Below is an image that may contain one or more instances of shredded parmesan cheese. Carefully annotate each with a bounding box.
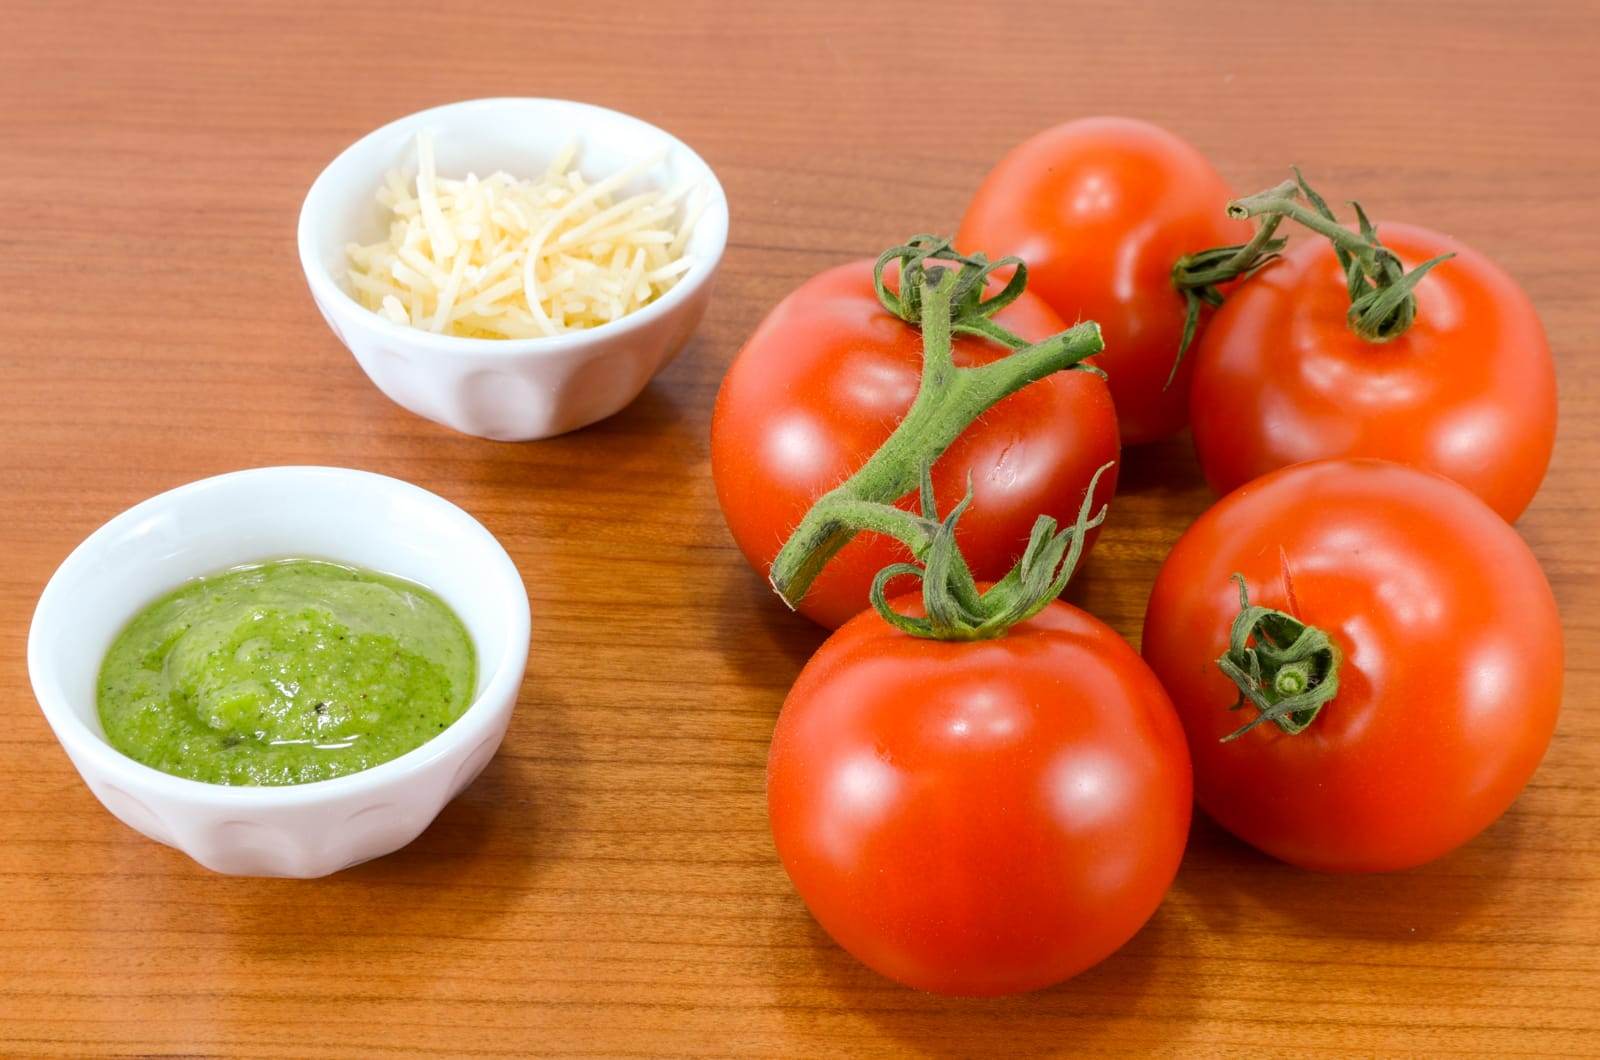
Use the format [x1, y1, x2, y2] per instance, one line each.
[346, 134, 702, 339]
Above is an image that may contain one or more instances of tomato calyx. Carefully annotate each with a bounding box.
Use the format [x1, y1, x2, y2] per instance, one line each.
[1232, 170, 1456, 343]
[1183, 168, 1457, 349]
[839, 459, 1112, 640]
[1217, 573, 1342, 741]
[767, 237, 1105, 610]
[874, 234, 1033, 350]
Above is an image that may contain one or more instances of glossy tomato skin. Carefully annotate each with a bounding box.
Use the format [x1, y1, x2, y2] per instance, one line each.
[1189, 223, 1557, 521]
[1141, 459, 1562, 873]
[768, 598, 1192, 996]
[711, 260, 1119, 629]
[957, 117, 1250, 445]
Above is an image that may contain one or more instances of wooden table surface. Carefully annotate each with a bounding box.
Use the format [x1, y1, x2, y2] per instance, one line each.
[3, 1, 1597, 1055]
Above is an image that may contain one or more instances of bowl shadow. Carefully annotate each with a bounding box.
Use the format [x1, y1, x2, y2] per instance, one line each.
[209, 670, 573, 962]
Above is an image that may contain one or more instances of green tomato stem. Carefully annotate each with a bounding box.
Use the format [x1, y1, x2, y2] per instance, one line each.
[766, 237, 1104, 612]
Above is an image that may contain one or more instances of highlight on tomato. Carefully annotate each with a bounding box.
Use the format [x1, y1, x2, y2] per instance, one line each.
[1141, 458, 1562, 873]
[711, 235, 1118, 629]
[1185, 171, 1557, 522]
[956, 117, 1250, 444]
[767, 461, 1192, 996]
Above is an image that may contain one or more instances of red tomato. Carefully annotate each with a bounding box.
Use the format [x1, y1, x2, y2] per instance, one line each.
[767, 596, 1192, 996]
[1189, 223, 1557, 521]
[1141, 459, 1562, 873]
[711, 260, 1119, 628]
[957, 117, 1250, 444]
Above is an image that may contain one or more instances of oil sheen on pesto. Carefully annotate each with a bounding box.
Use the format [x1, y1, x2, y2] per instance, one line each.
[97, 559, 476, 786]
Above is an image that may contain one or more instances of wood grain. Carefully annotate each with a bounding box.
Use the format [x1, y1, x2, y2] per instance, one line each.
[2, 0, 1597, 1055]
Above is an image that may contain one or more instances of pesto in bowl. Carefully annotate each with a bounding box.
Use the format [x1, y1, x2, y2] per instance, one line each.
[97, 559, 475, 786]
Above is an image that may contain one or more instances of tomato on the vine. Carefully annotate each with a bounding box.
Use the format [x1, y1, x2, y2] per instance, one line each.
[768, 594, 1192, 996]
[1189, 221, 1557, 521]
[1141, 458, 1562, 873]
[711, 257, 1118, 628]
[957, 117, 1249, 444]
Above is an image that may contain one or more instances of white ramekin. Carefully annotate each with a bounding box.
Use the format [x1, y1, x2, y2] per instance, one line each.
[26, 467, 531, 878]
[297, 97, 729, 441]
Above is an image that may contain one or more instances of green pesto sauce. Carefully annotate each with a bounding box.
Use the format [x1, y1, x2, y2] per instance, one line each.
[97, 559, 476, 786]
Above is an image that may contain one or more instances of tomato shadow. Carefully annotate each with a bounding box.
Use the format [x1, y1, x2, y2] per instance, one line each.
[1114, 433, 1208, 497]
[708, 554, 830, 713]
[1172, 808, 1538, 944]
[764, 883, 1200, 1056]
[1047, 435, 1214, 647]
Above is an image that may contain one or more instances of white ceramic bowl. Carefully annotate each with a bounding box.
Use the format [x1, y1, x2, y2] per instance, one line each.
[298, 97, 729, 441]
[27, 467, 531, 878]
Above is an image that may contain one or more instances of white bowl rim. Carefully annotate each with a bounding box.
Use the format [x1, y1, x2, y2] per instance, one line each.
[26, 465, 532, 807]
[296, 96, 730, 358]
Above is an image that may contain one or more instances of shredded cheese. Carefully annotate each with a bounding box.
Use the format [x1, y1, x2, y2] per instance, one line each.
[346, 134, 701, 339]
